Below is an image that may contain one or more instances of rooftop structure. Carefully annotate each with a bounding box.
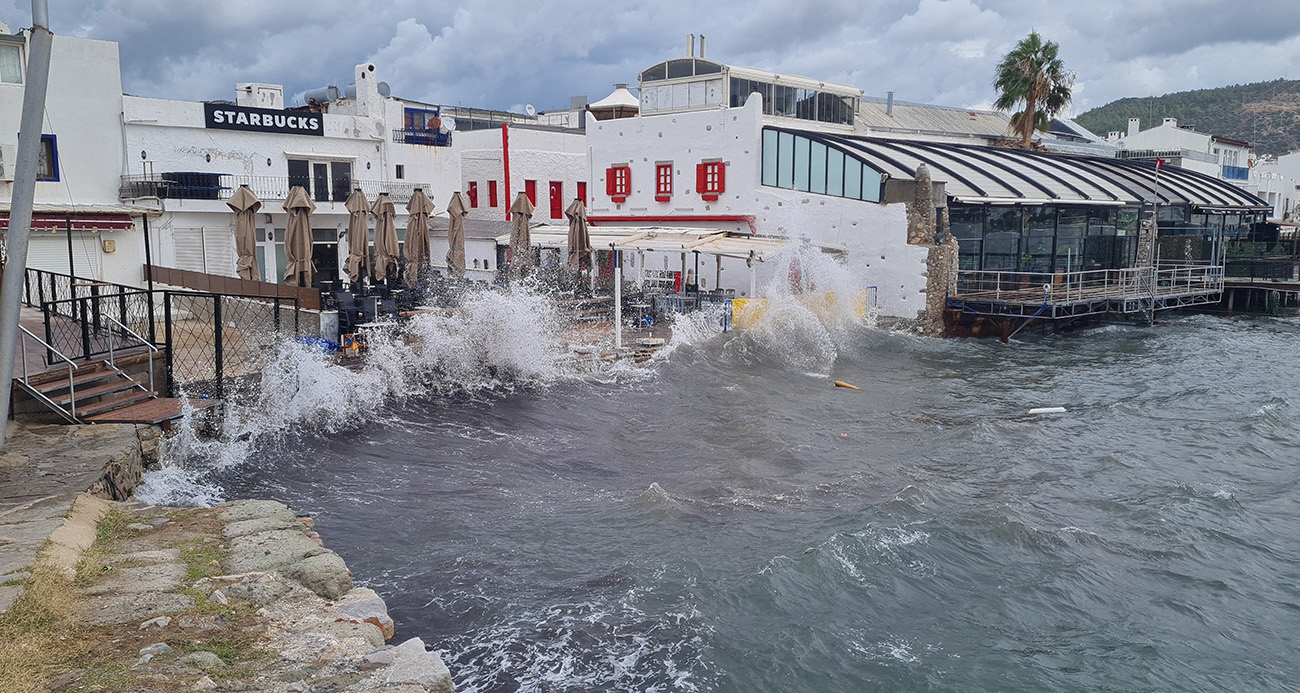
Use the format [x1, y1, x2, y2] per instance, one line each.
[637, 37, 861, 127]
[857, 94, 1010, 142]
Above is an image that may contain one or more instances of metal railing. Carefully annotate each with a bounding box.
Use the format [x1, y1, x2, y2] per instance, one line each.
[162, 290, 303, 399]
[18, 325, 79, 421]
[119, 173, 432, 204]
[40, 289, 156, 366]
[104, 314, 158, 396]
[392, 129, 452, 147]
[953, 265, 1224, 305]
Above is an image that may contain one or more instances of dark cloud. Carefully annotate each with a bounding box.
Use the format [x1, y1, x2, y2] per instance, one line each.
[1, 0, 1297, 117]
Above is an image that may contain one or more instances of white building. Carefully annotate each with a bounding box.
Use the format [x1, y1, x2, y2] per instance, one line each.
[1106, 117, 1258, 195]
[0, 21, 151, 287]
[1258, 152, 1300, 221]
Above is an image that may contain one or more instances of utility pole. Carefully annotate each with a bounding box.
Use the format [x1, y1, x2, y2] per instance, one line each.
[0, 0, 54, 448]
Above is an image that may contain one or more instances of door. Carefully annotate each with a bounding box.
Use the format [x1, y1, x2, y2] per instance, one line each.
[577, 181, 588, 205]
[525, 179, 537, 206]
[312, 163, 330, 202]
[549, 181, 563, 219]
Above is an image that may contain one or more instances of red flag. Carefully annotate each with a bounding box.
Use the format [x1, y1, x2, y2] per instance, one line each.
[1156, 158, 1164, 171]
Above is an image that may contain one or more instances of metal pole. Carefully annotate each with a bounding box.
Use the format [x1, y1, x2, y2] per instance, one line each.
[614, 265, 622, 350]
[142, 214, 156, 343]
[213, 294, 223, 400]
[0, 1, 54, 446]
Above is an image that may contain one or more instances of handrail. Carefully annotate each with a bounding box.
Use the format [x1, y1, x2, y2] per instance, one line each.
[17, 325, 79, 418]
[103, 314, 158, 395]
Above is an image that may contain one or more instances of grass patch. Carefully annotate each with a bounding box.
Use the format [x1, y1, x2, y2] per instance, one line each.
[182, 635, 267, 665]
[75, 509, 139, 586]
[174, 538, 227, 582]
[0, 563, 90, 693]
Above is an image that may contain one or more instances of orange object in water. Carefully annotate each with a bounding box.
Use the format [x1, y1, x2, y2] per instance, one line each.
[834, 380, 859, 390]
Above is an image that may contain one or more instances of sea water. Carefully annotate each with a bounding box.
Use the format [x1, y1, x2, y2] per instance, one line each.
[139, 251, 1300, 691]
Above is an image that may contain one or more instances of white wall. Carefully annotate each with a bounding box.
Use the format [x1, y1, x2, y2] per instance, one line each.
[585, 96, 928, 319]
[453, 126, 588, 223]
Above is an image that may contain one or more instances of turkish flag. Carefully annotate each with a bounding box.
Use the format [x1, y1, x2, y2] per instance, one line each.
[1156, 158, 1165, 170]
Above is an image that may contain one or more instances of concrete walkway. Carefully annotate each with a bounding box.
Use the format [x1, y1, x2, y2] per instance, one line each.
[0, 421, 154, 611]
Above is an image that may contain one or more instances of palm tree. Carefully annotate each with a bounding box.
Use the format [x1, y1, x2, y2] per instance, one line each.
[993, 32, 1075, 148]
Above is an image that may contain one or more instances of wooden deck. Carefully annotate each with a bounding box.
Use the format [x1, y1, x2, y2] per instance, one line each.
[85, 398, 221, 425]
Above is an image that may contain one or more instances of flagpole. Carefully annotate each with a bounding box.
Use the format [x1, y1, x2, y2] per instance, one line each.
[1147, 158, 1163, 324]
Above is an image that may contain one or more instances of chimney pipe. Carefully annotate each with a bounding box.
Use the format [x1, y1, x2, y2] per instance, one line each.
[700, 34, 706, 58]
[886, 91, 894, 117]
[687, 34, 694, 57]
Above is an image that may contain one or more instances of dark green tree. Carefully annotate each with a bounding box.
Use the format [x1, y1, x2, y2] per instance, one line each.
[994, 31, 1075, 147]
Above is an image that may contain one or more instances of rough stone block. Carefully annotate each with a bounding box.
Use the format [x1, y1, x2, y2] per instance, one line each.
[82, 591, 195, 625]
[222, 516, 302, 540]
[337, 587, 395, 640]
[80, 563, 185, 596]
[377, 637, 454, 693]
[224, 529, 327, 574]
[225, 575, 291, 605]
[105, 549, 181, 566]
[283, 551, 353, 600]
[217, 500, 296, 524]
[0, 585, 21, 613]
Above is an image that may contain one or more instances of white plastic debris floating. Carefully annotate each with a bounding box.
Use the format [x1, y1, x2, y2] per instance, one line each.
[1027, 406, 1069, 415]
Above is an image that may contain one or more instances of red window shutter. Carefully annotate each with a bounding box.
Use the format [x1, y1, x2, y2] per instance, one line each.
[696, 163, 706, 195]
[606, 168, 616, 197]
[608, 166, 629, 202]
[577, 181, 587, 204]
[524, 180, 537, 206]
[655, 163, 672, 202]
[488, 180, 498, 207]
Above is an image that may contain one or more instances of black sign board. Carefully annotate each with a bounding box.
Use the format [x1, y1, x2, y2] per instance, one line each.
[203, 103, 324, 136]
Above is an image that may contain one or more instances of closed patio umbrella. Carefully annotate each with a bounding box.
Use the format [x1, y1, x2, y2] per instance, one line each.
[404, 188, 435, 288]
[445, 192, 469, 278]
[564, 198, 591, 272]
[372, 192, 399, 284]
[508, 192, 535, 281]
[343, 188, 370, 284]
[283, 185, 315, 286]
[228, 184, 262, 281]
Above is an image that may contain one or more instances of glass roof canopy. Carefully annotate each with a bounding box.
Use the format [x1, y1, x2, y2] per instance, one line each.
[637, 58, 862, 127]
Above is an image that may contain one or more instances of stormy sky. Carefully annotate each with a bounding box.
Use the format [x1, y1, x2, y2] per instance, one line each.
[3, 0, 1299, 118]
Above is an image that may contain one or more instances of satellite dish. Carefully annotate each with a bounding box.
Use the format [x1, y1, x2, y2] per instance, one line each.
[525, 104, 536, 117]
[441, 116, 456, 133]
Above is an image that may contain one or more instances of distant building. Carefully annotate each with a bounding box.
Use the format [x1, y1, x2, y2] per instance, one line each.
[1106, 117, 1258, 195]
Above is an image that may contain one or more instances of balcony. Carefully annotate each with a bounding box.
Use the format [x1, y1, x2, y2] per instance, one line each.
[950, 264, 1224, 318]
[1222, 165, 1250, 181]
[120, 173, 431, 204]
[392, 129, 452, 147]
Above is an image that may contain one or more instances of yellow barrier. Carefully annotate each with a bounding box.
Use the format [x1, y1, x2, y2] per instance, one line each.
[731, 289, 871, 330]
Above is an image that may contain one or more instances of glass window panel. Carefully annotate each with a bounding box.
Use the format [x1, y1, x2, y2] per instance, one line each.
[688, 80, 706, 107]
[1117, 207, 1139, 237]
[809, 141, 827, 195]
[671, 83, 688, 109]
[762, 130, 778, 187]
[777, 132, 795, 188]
[793, 136, 810, 192]
[694, 60, 721, 75]
[1026, 206, 1055, 235]
[861, 167, 882, 202]
[844, 159, 862, 200]
[983, 232, 1021, 270]
[0, 43, 21, 84]
[1020, 235, 1054, 272]
[950, 205, 983, 239]
[761, 83, 775, 115]
[1054, 236, 1083, 270]
[827, 150, 844, 197]
[958, 239, 982, 270]
[1057, 207, 1087, 236]
[986, 207, 1022, 236]
[640, 63, 666, 82]
[667, 59, 693, 79]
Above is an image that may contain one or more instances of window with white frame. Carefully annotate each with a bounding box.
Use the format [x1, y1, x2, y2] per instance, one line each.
[0, 40, 22, 85]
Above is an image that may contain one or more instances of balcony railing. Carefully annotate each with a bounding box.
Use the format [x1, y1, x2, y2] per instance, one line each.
[120, 173, 431, 204]
[1222, 165, 1250, 181]
[392, 129, 452, 147]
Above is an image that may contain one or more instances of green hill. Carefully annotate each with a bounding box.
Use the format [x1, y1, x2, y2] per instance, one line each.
[1074, 79, 1300, 157]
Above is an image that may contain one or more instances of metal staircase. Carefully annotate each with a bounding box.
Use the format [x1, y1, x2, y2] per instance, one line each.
[15, 321, 158, 424]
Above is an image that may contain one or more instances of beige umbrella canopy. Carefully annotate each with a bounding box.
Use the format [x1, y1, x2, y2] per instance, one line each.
[404, 189, 435, 288]
[445, 192, 469, 278]
[282, 185, 316, 286]
[564, 198, 592, 272]
[508, 192, 535, 281]
[343, 189, 371, 284]
[371, 193, 400, 284]
[228, 184, 262, 281]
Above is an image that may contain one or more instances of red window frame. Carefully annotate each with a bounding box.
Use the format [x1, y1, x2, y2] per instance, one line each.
[488, 180, 499, 207]
[696, 161, 725, 202]
[605, 165, 631, 203]
[655, 163, 673, 202]
[467, 181, 478, 208]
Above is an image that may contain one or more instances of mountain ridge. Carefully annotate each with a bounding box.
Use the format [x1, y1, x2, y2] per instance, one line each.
[1073, 79, 1300, 157]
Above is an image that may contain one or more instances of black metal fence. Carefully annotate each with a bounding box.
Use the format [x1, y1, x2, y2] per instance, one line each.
[162, 291, 303, 399]
[28, 267, 312, 401]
